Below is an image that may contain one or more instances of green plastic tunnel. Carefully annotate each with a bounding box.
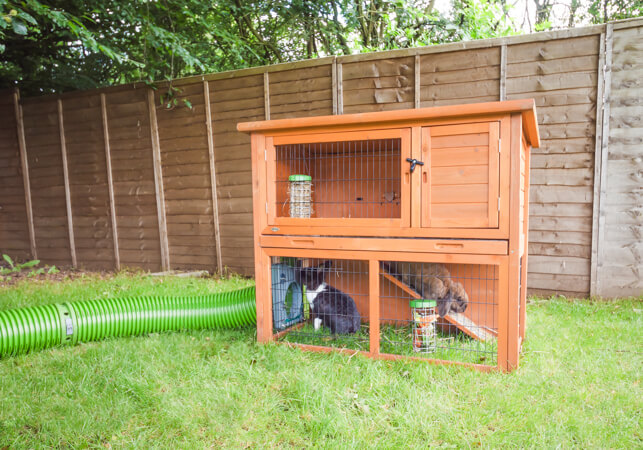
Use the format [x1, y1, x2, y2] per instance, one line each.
[0, 286, 256, 358]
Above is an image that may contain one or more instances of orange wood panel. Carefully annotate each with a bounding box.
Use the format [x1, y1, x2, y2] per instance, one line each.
[520, 141, 531, 342]
[432, 146, 489, 167]
[410, 126, 422, 228]
[262, 224, 509, 239]
[399, 128, 412, 227]
[238, 99, 540, 148]
[264, 247, 506, 266]
[497, 259, 509, 372]
[261, 113, 508, 139]
[266, 137, 277, 225]
[420, 127, 432, 227]
[259, 236, 508, 255]
[421, 120, 500, 230]
[507, 113, 522, 371]
[432, 184, 488, 203]
[252, 133, 272, 343]
[488, 121, 500, 228]
[431, 165, 489, 185]
[431, 204, 489, 228]
[498, 116, 512, 238]
[429, 121, 491, 137]
[273, 128, 406, 146]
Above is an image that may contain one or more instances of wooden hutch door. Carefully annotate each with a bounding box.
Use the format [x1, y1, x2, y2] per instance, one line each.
[420, 121, 500, 229]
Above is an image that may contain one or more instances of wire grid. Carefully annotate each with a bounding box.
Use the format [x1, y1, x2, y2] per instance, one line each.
[275, 139, 402, 219]
[379, 261, 499, 365]
[271, 256, 369, 351]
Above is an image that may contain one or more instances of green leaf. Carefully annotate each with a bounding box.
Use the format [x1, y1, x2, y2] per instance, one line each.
[11, 19, 27, 35]
[3, 254, 14, 268]
[19, 259, 40, 269]
[47, 266, 60, 274]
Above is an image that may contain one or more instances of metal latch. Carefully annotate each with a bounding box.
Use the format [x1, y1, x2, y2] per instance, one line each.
[406, 158, 424, 173]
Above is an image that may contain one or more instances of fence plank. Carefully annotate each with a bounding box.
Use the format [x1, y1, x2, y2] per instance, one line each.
[264, 72, 271, 120]
[13, 89, 37, 259]
[500, 44, 507, 101]
[147, 89, 170, 271]
[101, 93, 120, 270]
[57, 99, 77, 267]
[204, 81, 223, 273]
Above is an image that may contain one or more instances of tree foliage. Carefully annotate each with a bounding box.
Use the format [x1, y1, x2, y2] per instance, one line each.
[0, 0, 640, 95]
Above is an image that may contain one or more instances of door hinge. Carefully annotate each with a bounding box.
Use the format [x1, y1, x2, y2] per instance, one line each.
[498, 197, 501, 211]
[498, 138, 501, 152]
[265, 202, 269, 213]
[264, 149, 267, 160]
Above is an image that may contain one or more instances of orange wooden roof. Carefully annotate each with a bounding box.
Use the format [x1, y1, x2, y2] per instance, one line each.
[237, 99, 540, 148]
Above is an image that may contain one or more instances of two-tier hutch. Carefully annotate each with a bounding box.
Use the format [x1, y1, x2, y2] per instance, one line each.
[238, 100, 539, 372]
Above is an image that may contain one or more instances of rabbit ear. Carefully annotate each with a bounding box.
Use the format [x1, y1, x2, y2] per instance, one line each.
[437, 292, 454, 317]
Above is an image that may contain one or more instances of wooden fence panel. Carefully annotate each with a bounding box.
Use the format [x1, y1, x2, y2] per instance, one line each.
[155, 83, 219, 271]
[61, 94, 114, 269]
[0, 92, 31, 261]
[342, 57, 415, 113]
[210, 75, 265, 275]
[507, 34, 601, 297]
[596, 25, 642, 297]
[420, 47, 501, 107]
[269, 64, 333, 119]
[104, 88, 162, 271]
[1, 20, 640, 297]
[21, 97, 72, 267]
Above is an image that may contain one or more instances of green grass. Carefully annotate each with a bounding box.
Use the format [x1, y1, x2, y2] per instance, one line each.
[281, 322, 498, 366]
[0, 272, 641, 448]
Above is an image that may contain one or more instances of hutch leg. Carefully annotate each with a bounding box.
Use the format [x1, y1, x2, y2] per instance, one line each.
[255, 247, 273, 343]
[507, 253, 521, 371]
[519, 145, 531, 342]
[519, 253, 528, 343]
[497, 259, 509, 372]
[368, 259, 380, 356]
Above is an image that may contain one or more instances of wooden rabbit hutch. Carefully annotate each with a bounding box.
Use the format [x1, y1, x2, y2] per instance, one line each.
[238, 99, 539, 372]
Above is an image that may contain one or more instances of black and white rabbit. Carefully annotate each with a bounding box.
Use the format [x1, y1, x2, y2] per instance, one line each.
[295, 261, 361, 335]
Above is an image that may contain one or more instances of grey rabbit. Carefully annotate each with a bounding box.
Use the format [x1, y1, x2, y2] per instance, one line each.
[294, 261, 361, 334]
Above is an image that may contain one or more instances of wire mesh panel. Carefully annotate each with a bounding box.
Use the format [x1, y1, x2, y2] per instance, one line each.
[274, 139, 402, 219]
[271, 256, 369, 351]
[379, 261, 498, 366]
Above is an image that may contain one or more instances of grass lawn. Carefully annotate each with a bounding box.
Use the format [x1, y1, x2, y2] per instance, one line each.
[0, 272, 640, 448]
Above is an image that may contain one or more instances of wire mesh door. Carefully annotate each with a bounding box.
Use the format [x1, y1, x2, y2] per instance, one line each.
[270, 256, 370, 352]
[273, 137, 403, 220]
[379, 261, 499, 366]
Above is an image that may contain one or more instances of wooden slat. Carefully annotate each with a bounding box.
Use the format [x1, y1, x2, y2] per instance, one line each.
[100, 93, 120, 270]
[57, 99, 77, 267]
[414, 54, 420, 108]
[499, 44, 507, 101]
[147, 89, 170, 271]
[592, 25, 613, 296]
[263, 72, 270, 120]
[337, 62, 343, 114]
[204, 81, 223, 273]
[332, 58, 338, 115]
[13, 89, 37, 259]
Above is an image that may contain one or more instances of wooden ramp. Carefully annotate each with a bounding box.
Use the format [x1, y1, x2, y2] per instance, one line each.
[380, 267, 497, 342]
